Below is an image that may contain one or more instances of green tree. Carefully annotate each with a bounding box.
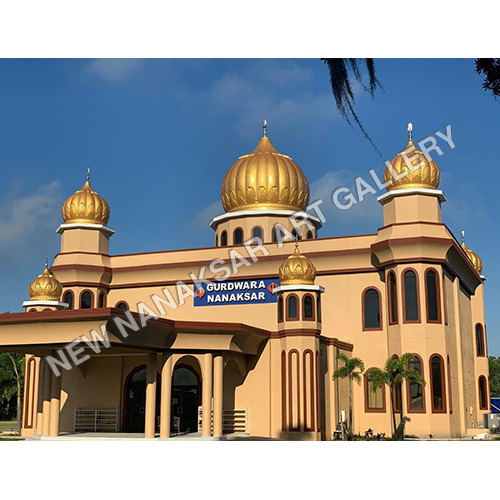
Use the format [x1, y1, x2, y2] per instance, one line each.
[367, 353, 425, 440]
[0, 353, 25, 434]
[333, 352, 365, 440]
[489, 356, 500, 397]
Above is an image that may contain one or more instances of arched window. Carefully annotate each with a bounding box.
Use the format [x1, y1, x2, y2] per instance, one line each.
[63, 291, 74, 310]
[425, 269, 441, 322]
[303, 295, 314, 320]
[98, 292, 105, 308]
[291, 228, 302, 241]
[363, 288, 381, 330]
[116, 302, 129, 312]
[233, 228, 243, 245]
[80, 291, 93, 309]
[278, 296, 284, 322]
[403, 269, 419, 322]
[478, 376, 488, 410]
[407, 354, 425, 412]
[252, 226, 262, 241]
[272, 225, 283, 243]
[430, 355, 446, 413]
[365, 370, 386, 412]
[317, 296, 321, 322]
[388, 271, 398, 324]
[476, 323, 485, 357]
[221, 231, 228, 247]
[306, 230, 314, 240]
[286, 295, 298, 320]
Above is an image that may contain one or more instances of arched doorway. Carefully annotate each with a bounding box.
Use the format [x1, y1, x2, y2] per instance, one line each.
[171, 364, 201, 434]
[124, 365, 160, 433]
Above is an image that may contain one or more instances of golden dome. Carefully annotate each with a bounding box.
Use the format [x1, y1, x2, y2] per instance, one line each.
[279, 245, 316, 286]
[29, 268, 63, 301]
[383, 127, 440, 191]
[221, 135, 310, 213]
[62, 181, 110, 225]
[461, 241, 483, 274]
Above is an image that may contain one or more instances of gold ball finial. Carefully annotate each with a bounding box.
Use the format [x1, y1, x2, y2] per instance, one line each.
[29, 265, 63, 301]
[461, 231, 483, 275]
[278, 245, 316, 286]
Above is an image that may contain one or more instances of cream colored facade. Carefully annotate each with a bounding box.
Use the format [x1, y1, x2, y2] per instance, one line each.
[0, 129, 490, 440]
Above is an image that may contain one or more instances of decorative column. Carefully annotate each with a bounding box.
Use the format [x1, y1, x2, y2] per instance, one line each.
[202, 353, 213, 437]
[144, 352, 157, 439]
[48, 369, 62, 437]
[35, 358, 46, 435]
[160, 352, 172, 438]
[41, 359, 52, 436]
[213, 353, 224, 437]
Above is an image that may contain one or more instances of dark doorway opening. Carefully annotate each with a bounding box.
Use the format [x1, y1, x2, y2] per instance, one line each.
[171, 365, 201, 434]
[124, 366, 160, 433]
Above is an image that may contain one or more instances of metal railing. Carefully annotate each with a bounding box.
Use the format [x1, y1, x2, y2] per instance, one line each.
[74, 408, 120, 432]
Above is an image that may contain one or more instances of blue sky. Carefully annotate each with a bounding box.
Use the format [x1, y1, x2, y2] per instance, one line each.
[0, 58, 498, 354]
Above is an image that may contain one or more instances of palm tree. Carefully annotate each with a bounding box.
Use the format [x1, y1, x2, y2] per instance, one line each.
[367, 353, 425, 440]
[333, 352, 365, 440]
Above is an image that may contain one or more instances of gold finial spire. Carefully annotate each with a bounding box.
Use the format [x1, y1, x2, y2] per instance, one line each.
[263, 119, 267, 137]
[408, 122, 413, 141]
[45, 257, 48, 269]
[86, 167, 91, 181]
[461, 230, 465, 244]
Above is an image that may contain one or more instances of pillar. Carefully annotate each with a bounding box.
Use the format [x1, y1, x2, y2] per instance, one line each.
[144, 352, 157, 439]
[41, 359, 52, 436]
[213, 353, 224, 437]
[160, 352, 172, 438]
[202, 353, 213, 437]
[48, 369, 62, 437]
[36, 358, 46, 435]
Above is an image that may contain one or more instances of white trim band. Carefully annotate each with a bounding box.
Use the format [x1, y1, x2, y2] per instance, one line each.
[377, 188, 446, 205]
[57, 223, 115, 235]
[22, 300, 69, 309]
[210, 209, 322, 230]
[273, 284, 325, 294]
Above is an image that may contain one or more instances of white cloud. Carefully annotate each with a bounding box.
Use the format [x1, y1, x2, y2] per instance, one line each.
[86, 58, 145, 82]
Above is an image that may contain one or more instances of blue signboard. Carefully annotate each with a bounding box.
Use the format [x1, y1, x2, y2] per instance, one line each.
[193, 278, 280, 307]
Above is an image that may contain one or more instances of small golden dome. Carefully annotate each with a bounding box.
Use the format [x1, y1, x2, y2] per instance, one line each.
[221, 135, 310, 213]
[461, 241, 483, 274]
[383, 126, 440, 191]
[29, 268, 63, 301]
[279, 245, 316, 286]
[62, 181, 110, 225]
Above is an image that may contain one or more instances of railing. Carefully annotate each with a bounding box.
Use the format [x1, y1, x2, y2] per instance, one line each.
[197, 407, 249, 434]
[74, 408, 120, 432]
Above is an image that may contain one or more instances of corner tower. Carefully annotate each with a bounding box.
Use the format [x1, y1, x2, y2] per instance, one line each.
[211, 122, 322, 246]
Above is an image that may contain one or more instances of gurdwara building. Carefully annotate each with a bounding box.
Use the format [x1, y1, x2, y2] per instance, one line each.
[0, 127, 490, 439]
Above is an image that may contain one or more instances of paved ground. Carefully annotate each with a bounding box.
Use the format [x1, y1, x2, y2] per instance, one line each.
[28, 432, 276, 441]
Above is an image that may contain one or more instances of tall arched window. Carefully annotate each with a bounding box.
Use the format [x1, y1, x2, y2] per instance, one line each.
[278, 296, 284, 322]
[363, 288, 381, 330]
[252, 226, 262, 241]
[425, 269, 441, 322]
[98, 292, 105, 308]
[407, 354, 425, 412]
[306, 230, 314, 240]
[63, 291, 74, 309]
[221, 231, 228, 247]
[430, 355, 446, 413]
[286, 295, 298, 320]
[388, 271, 398, 324]
[365, 370, 386, 412]
[233, 228, 243, 245]
[476, 323, 485, 357]
[116, 302, 129, 312]
[403, 269, 419, 322]
[478, 376, 488, 410]
[80, 291, 93, 309]
[303, 295, 314, 320]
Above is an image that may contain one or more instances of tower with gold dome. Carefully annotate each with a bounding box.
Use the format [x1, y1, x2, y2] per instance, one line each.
[211, 123, 321, 246]
[22, 262, 68, 312]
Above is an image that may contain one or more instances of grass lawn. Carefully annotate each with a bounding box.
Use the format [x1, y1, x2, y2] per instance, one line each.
[0, 421, 18, 431]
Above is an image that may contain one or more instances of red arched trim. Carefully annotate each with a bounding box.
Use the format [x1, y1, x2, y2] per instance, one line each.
[364, 368, 386, 413]
[63, 290, 74, 309]
[362, 286, 383, 331]
[23, 356, 37, 429]
[406, 353, 426, 413]
[402, 267, 421, 324]
[251, 225, 264, 242]
[98, 291, 106, 308]
[303, 349, 315, 431]
[387, 270, 398, 325]
[281, 350, 287, 431]
[302, 293, 315, 321]
[79, 289, 94, 309]
[115, 301, 130, 312]
[429, 353, 447, 413]
[288, 349, 300, 431]
[233, 227, 244, 245]
[220, 230, 228, 247]
[286, 293, 299, 321]
[425, 267, 442, 323]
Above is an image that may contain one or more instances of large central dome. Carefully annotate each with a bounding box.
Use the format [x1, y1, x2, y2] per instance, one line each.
[221, 135, 310, 213]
